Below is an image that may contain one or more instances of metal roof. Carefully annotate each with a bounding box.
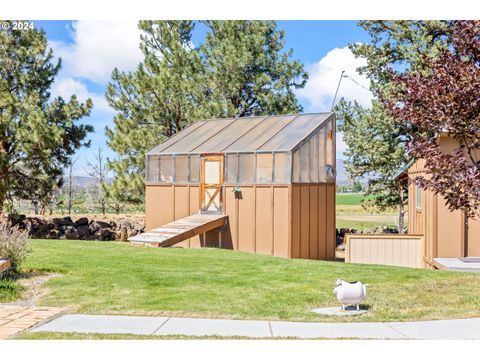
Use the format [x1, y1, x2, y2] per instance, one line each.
[393, 158, 415, 180]
[148, 113, 334, 155]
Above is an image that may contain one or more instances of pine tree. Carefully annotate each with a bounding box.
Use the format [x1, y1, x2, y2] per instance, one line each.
[201, 20, 307, 117]
[335, 21, 452, 232]
[105, 21, 207, 203]
[105, 20, 307, 200]
[0, 22, 93, 215]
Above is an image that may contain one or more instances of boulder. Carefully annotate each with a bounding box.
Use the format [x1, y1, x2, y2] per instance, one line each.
[89, 220, 111, 232]
[47, 229, 61, 239]
[97, 228, 112, 241]
[134, 222, 145, 232]
[53, 217, 74, 227]
[118, 219, 131, 229]
[74, 217, 89, 227]
[95, 220, 111, 229]
[127, 229, 138, 238]
[77, 224, 90, 238]
[64, 226, 78, 240]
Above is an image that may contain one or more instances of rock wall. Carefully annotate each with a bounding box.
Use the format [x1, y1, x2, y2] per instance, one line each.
[4, 214, 145, 241]
[336, 225, 399, 248]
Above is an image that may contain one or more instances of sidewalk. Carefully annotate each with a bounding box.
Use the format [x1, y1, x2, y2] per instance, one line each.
[30, 314, 480, 339]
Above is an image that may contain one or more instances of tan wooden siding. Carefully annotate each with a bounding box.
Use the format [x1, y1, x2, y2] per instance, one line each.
[237, 186, 256, 252]
[145, 185, 175, 231]
[291, 186, 301, 258]
[146, 185, 202, 248]
[345, 234, 424, 268]
[436, 197, 463, 257]
[145, 183, 334, 259]
[317, 186, 327, 259]
[255, 187, 273, 255]
[326, 185, 336, 259]
[225, 185, 290, 257]
[468, 218, 480, 256]
[188, 186, 201, 247]
[273, 187, 290, 257]
[290, 183, 336, 260]
[406, 137, 480, 261]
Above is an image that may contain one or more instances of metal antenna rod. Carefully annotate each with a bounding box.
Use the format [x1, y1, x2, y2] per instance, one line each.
[331, 70, 346, 111]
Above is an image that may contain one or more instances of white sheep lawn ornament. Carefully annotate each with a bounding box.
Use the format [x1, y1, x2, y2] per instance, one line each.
[333, 279, 368, 311]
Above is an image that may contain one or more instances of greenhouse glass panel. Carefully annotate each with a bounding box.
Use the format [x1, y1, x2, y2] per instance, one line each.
[224, 116, 293, 152]
[149, 120, 206, 154]
[260, 114, 329, 151]
[309, 134, 319, 182]
[225, 153, 238, 184]
[238, 153, 255, 184]
[159, 156, 174, 182]
[189, 155, 200, 183]
[195, 118, 263, 153]
[327, 120, 334, 166]
[300, 142, 310, 183]
[174, 155, 189, 183]
[256, 153, 273, 184]
[161, 120, 234, 154]
[146, 155, 160, 183]
[318, 127, 327, 182]
[292, 149, 300, 183]
[273, 152, 291, 184]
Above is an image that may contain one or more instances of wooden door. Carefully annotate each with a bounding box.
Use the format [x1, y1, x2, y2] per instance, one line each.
[200, 155, 224, 214]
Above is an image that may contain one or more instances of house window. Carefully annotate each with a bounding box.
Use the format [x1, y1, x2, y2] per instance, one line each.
[416, 185, 422, 209]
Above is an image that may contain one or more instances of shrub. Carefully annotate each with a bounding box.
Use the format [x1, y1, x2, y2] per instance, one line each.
[0, 278, 22, 301]
[0, 224, 31, 272]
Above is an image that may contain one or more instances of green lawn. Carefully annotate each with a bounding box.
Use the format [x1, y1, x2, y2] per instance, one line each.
[8, 240, 479, 323]
[336, 193, 368, 206]
[15, 332, 312, 340]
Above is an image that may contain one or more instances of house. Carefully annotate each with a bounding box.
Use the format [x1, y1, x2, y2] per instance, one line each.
[345, 133, 479, 270]
[130, 113, 337, 260]
[399, 134, 480, 268]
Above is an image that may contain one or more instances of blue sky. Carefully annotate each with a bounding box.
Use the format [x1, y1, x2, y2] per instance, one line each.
[33, 20, 373, 175]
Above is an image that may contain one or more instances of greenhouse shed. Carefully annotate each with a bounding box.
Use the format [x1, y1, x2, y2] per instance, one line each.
[130, 113, 337, 260]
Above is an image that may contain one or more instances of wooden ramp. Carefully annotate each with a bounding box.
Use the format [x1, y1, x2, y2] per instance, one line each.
[128, 213, 227, 247]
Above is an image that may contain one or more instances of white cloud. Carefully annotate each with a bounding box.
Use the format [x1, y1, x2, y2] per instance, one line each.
[297, 46, 372, 111]
[51, 77, 113, 114]
[51, 20, 143, 84]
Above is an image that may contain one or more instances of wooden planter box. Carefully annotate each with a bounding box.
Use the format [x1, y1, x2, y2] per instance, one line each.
[0, 259, 11, 277]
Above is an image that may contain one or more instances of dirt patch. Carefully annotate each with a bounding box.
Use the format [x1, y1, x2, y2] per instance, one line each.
[9, 272, 62, 306]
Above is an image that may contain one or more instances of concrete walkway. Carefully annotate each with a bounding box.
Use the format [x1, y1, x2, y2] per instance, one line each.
[31, 314, 480, 339]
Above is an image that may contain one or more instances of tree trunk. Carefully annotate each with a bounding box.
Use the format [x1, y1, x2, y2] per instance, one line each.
[398, 182, 405, 234]
[0, 189, 6, 220]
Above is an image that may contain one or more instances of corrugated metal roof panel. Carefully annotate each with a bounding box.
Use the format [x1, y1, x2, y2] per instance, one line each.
[223, 115, 297, 152]
[147, 113, 334, 154]
[258, 113, 332, 152]
[158, 119, 235, 154]
[194, 117, 266, 153]
[148, 120, 207, 154]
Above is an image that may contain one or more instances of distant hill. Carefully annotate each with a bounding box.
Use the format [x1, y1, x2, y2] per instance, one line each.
[69, 176, 112, 188]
